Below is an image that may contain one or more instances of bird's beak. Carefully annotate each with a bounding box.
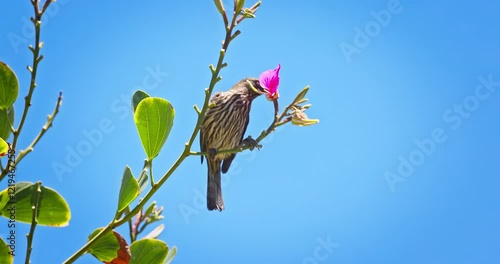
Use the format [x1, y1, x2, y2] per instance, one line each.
[247, 80, 266, 95]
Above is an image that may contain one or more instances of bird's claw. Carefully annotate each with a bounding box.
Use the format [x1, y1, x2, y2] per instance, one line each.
[241, 136, 261, 151]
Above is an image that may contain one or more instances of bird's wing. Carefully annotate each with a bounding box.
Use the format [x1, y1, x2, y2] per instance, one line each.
[201, 91, 225, 164]
[222, 102, 251, 173]
[221, 154, 236, 173]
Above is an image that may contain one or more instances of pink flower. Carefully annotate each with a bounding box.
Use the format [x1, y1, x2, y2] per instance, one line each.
[259, 64, 280, 100]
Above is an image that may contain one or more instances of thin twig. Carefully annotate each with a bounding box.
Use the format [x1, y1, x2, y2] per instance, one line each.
[124, 207, 134, 242]
[149, 159, 154, 187]
[12, 0, 46, 153]
[16, 91, 63, 165]
[131, 210, 142, 242]
[40, 0, 52, 15]
[25, 181, 42, 264]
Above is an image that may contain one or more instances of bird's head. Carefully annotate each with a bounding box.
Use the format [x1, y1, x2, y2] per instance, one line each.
[244, 77, 267, 98]
[231, 65, 281, 100]
[228, 77, 266, 99]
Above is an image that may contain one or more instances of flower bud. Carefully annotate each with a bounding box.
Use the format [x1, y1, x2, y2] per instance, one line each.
[214, 0, 226, 17]
[291, 107, 319, 126]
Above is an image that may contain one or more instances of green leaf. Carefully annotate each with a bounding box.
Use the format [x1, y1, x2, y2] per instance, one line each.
[117, 166, 140, 212]
[130, 239, 168, 264]
[0, 138, 8, 157]
[134, 97, 175, 160]
[0, 182, 71, 226]
[292, 86, 310, 105]
[0, 106, 14, 141]
[0, 238, 13, 264]
[214, 0, 226, 17]
[88, 228, 120, 262]
[164, 246, 177, 264]
[0, 62, 19, 110]
[235, 0, 245, 13]
[132, 90, 150, 114]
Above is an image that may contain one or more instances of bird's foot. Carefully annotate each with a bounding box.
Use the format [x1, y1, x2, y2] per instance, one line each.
[241, 136, 261, 151]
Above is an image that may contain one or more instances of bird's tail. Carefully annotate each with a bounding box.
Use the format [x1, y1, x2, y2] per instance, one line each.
[207, 159, 224, 211]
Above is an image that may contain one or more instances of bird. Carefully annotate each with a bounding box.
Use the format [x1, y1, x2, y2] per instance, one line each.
[200, 77, 265, 211]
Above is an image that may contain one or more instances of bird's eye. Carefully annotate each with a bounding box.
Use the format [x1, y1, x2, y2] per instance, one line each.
[254, 82, 263, 91]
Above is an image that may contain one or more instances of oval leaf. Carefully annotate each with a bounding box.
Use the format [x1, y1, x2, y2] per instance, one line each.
[164, 246, 177, 264]
[131, 90, 150, 114]
[0, 62, 19, 109]
[130, 239, 168, 264]
[117, 166, 140, 212]
[0, 138, 8, 157]
[235, 0, 245, 13]
[292, 86, 309, 105]
[88, 228, 127, 262]
[0, 106, 14, 141]
[134, 97, 174, 160]
[0, 238, 14, 264]
[214, 0, 226, 17]
[0, 182, 71, 226]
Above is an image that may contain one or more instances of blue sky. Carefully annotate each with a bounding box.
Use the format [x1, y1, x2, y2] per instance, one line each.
[1, 0, 500, 263]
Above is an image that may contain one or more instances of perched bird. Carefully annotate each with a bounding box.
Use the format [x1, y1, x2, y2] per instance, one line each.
[200, 78, 265, 211]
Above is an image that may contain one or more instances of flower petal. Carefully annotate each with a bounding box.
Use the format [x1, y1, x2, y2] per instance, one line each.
[259, 64, 281, 96]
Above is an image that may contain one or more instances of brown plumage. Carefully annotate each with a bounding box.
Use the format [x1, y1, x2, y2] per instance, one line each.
[200, 78, 264, 211]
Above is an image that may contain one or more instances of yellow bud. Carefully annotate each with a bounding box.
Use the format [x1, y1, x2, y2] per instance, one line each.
[291, 107, 319, 126]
